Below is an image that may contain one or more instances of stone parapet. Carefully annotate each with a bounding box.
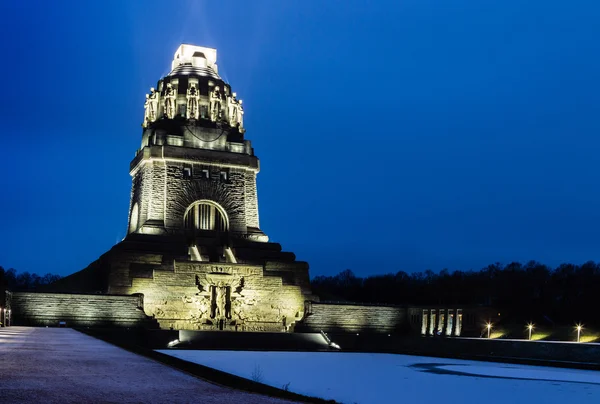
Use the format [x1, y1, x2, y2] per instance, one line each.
[299, 302, 407, 334]
[11, 292, 156, 328]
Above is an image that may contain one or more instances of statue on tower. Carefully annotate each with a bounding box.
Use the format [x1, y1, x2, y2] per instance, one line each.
[147, 87, 159, 123]
[143, 94, 150, 128]
[186, 83, 200, 120]
[236, 99, 244, 129]
[210, 86, 222, 122]
[228, 92, 239, 127]
[164, 83, 177, 119]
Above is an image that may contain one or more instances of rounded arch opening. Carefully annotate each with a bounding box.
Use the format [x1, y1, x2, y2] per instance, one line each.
[183, 200, 229, 232]
[129, 203, 139, 234]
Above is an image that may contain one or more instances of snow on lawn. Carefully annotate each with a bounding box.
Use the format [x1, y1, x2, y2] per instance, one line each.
[157, 350, 600, 404]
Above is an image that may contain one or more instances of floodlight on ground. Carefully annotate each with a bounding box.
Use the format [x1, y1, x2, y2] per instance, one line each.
[486, 323, 492, 339]
[527, 323, 534, 340]
[576, 324, 583, 343]
[167, 339, 180, 348]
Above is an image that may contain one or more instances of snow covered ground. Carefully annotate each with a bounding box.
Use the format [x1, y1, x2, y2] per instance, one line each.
[157, 350, 600, 404]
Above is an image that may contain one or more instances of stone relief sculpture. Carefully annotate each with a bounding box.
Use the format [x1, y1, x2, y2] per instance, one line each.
[183, 268, 300, 330]
[142, 94, 150, 128]
[228, 92, 239, 127]
[186, 83, 200, 120]
[211, 281, 230, 319]
[164, 83, 177, 119]
[215, 282, 227, 318]
[210, 86, 222, 122]
[236, 99, 244, 129]
[147, 88, 159, 123]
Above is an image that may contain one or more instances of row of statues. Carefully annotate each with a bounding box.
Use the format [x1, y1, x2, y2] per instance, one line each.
[143, 83, 244, 128]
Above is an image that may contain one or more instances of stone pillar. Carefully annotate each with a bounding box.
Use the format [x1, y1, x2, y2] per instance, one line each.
[429, 309, 436, 336]
[456, 309, 463, 336]
[446, 309, 454, 336]
[439, 309, 446, 336]
[421, 309, 428, 335]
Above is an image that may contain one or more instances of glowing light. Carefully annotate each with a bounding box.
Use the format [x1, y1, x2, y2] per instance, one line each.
[171, 44, 217, 72]
[527, 323, 534, 340]
[485, 323, 492, 339]
[167, 339, 180, 348]
[576, 324, 583, 342]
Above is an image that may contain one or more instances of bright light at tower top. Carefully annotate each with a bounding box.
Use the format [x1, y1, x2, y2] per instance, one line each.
[171, 44, 218, 73]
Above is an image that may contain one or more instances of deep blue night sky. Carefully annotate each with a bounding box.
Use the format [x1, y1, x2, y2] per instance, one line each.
[1, 1, 600, 278]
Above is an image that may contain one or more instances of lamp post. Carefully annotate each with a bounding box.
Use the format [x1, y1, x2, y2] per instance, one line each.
[527, 323, 534, 340]
[486, 323, 492, 339]
[576, 324, 583, 343]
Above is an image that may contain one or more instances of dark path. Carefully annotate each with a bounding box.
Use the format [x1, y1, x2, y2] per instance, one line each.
[0, 327, 297, 403]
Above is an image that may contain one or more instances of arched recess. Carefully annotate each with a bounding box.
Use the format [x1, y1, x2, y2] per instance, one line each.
[129, 203, 139, 234]
[183, 200, 229, 232]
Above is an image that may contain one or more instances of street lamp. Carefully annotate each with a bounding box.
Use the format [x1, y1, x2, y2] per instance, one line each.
[576, 324, 583, 343]
[527, 323, 534, 340]
[486, 322, 492, 339]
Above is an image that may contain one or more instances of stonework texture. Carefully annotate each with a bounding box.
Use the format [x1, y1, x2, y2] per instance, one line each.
[117, 261, 307, 331]
[11, 292, 153, 327]
[299, 302, 408, 333]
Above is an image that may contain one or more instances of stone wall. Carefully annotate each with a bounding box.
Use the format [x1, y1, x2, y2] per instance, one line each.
[11, 292, 154, 328]
[244, 171, 259, 229]
[299, 302, 407, 333]
[299, 303, 493, 336]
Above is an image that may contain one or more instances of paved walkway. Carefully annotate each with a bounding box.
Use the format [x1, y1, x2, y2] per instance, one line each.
[0, 327, 297, 403]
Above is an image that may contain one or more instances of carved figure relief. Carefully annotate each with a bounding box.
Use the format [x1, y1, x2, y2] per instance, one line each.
[164, 83, 177, 119]
[236, 99, 244, 129]
[210, 86, 222, 122]
[195, 274, 206, 293]
[211, 281, 230, 319]
[152, 264, 304, 331]
[147, 88, 159, 123]
[186, 83, 200, 120]
[143, 94, 150, 127]
[228, 92, 239, 127]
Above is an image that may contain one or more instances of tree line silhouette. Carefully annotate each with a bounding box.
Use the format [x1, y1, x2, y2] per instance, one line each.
[0, 266, 62, 293]
[311, 261, 600, 327]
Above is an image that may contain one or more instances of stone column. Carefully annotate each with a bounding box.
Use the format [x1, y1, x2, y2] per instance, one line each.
[446, 309, 454, 336]
[456, 309, 463, 336]
[439, 309, 446, 336]
[429, 309, 436, 336]
[421, 309, 428, 335]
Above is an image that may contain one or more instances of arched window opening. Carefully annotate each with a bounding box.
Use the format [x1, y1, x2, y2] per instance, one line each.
[184, 201, 228, 232]
[129, 203, 139, 234]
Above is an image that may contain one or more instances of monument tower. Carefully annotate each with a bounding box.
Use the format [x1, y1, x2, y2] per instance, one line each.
[52, 44, 314, 331]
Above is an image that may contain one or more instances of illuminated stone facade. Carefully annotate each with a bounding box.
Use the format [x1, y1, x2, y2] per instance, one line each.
[47, 44, 314, 331]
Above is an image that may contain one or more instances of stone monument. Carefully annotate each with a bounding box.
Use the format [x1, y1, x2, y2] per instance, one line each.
[50, 44, 315, 331]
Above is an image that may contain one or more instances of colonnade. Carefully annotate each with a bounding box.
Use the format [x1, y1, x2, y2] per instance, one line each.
[421, 308, 462, 336]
